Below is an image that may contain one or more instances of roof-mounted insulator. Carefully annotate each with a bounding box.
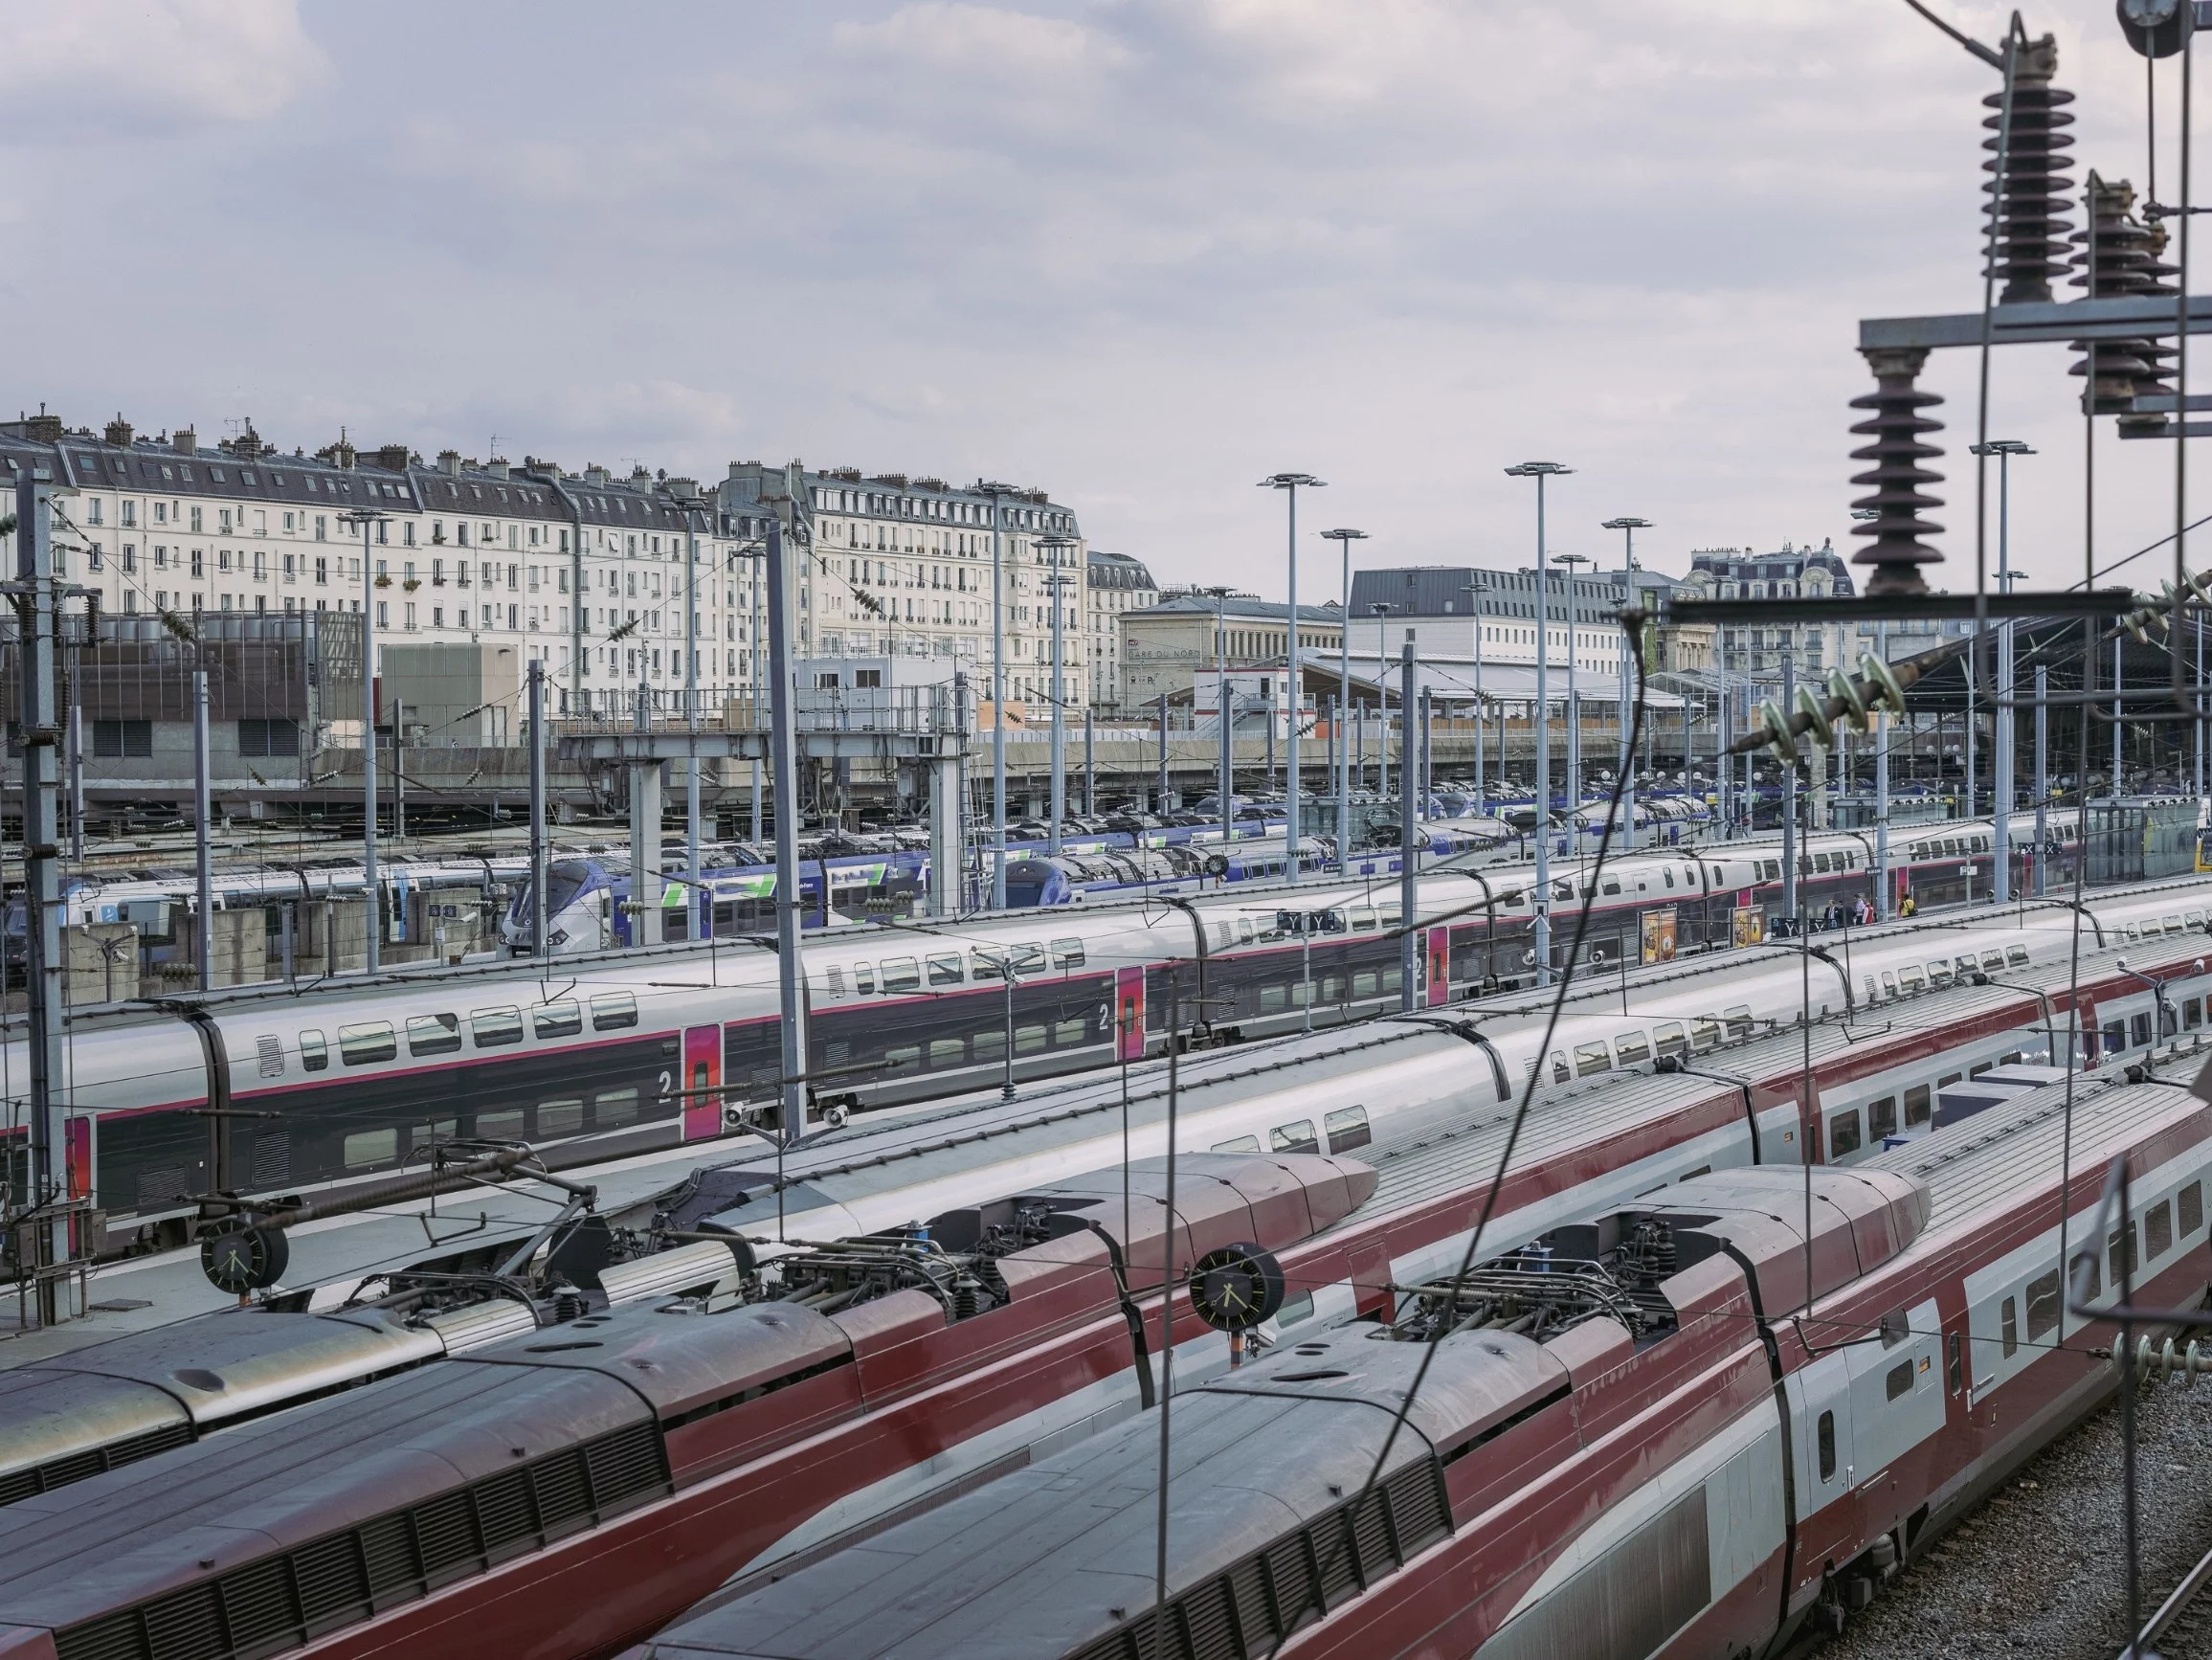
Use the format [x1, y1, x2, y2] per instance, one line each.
[2068, 173, 2177, 432]
[1848, 347, 1946, 595]
[1984, 34, 2076, 305]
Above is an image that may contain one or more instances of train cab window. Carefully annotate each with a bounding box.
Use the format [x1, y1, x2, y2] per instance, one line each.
[1880, 971, 1900, 998]
[1549, 1050, 1571, 1083]
[1885, 1359, 1913, 1402]
[2148, 1199, 2174, 1262]
[1613, 1031, 1652, 1066]
[1828, 1110, 1863, 1158]
[533, 1001, 581, 1039]
[1904, 1083, 1932, 1127]
[880, 958, 922, 994]
[2188, 998, 2205, 1030]
[1817, 1411, 1837, 1481]
[299, 1029, 329, 1071]
[590, 993, 639, 1031]
[1723, 1005, 1754, 1039]
[407, 1014, 462, 1057]
[1653, 1021, 1688, 1059]
[339, 1021, 397, 1066]
[926, 953, 963, 988]
[2026, 1269, 2062, 1341]
[2183, 1182, 2204, 1237]
[1055, 936, 1089, 967]
[1898, 966, 1926, 994]
[2001, 1295, 2019, 1357]
[2007, 946, 2031, 967]
[1927, 961, 1954, 988]
[471, 1007, 524, 1048]
[1573, 1041, 1612, 1077]
[1269, 1119, 1319, 1155]
[1211, 1135, 1262, 1154]
[1324, 1106, 1372, 1153]
[1690, 1017, 1722, 1052]
[1869, 1096, 1898, 1140]
[344, 1128, 397, 1169]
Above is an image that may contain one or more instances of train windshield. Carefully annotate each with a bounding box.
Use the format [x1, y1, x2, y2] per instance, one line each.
[543, 862, 598, 916]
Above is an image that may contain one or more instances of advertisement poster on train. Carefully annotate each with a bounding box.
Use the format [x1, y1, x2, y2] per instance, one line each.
[1640, 908, 1677, 965]
[1732, 905, 1765, 948]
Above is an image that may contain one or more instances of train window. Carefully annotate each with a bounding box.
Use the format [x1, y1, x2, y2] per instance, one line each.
[1663, 867, 1676, 888]
[1269, 1120, 1319, 1155]
[339, 1021, 397, 1066]
[1013, 942, 1048, 975]
[2168, 915, 2186, 934]
[1954, 955, 1978, 979]
[1349, 908, 1377, 931]
[1601, 877, 1621, 896]
[926, 953, 963, 988]
[1550, 1051, 1571, 1083]
[1869, 1096, 1898, 1139]
[2126, 922, 2142, 942]
[590, 993, 639, 1031]
[1653, 1021, 1687, 1059]
[1690, 1018, 1722, 1052]
[2193, 909, 2209, 928]
[2188, 999, 2205, 1030]
[410, 1119, 458, 1151]
[1969, 1062, 1990, 1081]
[2110, 1221, 2138, 1287]
[2148, 1199, 2174, 1262]
[477, 1109, 525, 1140]
[1829, 1110, 1862, 1159]
[1707, 866, 1722, 886]
[299, 1029, 328, 1071]
[1352, 971, 1379, 998]
[1980, 951, 2005, 972]
[471, 1007, 524, 1048]
[1613, 1031, 1651, 1066]
[2183, 1181, 2204, 1237]
[2001, 1295, 2019, 1357]
[539, 1100, 584, 1137]
[344, 1128, 397, 1168]
[2007, 946, 2030, 967]
[1054, 937, 1088, 967]
[2026, 1268, 2062, 1340]
[1817, 1412, 1836, 1481]
[1325, 1106, 1372, 1153]
[2131, 1013, 2154, 1048]
[1813, 852, 1831, 873]
[879, 958, 921, 994]
[1946, 1333, 1963, 1396]
[1885, 1360, 1913, 1402]
[1573, 1041, 1611, 1077]
[1927, 961, 1953, 988]
[852, 961, 876, 994]
[1898, 966, 1926, 993]
[596, 1088, 639, 1126]
[533, 1001, 581, 1039]
[2104, 1020, 2126, 1055]
[407, 1014, 462, 1057]
[1881, 971, 1899, 997]
[1235, 920, 1254, 946]
[1212, 1135, 1262, 1153]
[969, 950, 1003, 981]
[1723, 1005, 1754, 1038]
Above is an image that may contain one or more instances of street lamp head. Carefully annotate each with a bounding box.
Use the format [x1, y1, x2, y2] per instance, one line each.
[1849, 508, 1881, 521]
[1318, 527, 1368, 543]
[1969, 440, 2037, 457]
[1259, 474, 1326, 489]
[1505, 461, 1574, 478]
[1553, 552, 1592, 569]
[1600, 517, 1652, 531]
[337, 507, 391, 527]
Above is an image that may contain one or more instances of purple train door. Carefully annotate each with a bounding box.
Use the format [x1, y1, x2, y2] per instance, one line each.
[682, 1024, 723, 1140]
[1115, 966, 1147, 1063]
[1426, 927, 1450, 1006]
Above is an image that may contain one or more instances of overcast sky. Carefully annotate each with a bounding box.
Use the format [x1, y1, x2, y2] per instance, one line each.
[0, 0, 2200, 597]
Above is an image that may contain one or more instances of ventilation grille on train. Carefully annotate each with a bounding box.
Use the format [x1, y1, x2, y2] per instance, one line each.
[51, 1421, 670, 1660]
[0, 1421, 195, 1512]
[1065, 1455, 1450, 1660]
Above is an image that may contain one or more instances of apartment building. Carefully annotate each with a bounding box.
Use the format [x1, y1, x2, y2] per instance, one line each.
[1085, 550, 1156, 707]
[1118, 591, 1343, 710]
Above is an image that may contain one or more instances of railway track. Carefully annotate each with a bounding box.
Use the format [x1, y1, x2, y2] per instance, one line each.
[2135, 1538, 2212, 1658]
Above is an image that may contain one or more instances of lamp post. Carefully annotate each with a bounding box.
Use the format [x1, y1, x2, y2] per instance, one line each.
[1505, 461, 1573, 986]
[1369, 603, 1392, 803]
[1321, 527, 1367, 873]
[1970, 440, 2032, 903]
[1462, 578, 1488, 813]
[1204, 586, 1235, 841]
[1554, 550, 1593, 851]
[1260, 475, 1324, 883]
[1600, 517, 1650, 852]
[977, 481, 1017, 908]
[338, 506, 391, 972]
[1039, 534, 1080, 856]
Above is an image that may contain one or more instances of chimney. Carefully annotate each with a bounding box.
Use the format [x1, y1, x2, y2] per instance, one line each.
[374, 443, 411, 472]
[230, 422, 264, 460]
[485, 458, 509, 481]
[584, 464, 610, 486]
[104, 416, 133, 448]
[438, 449, 462, 477]
[173, 427, 196, 456]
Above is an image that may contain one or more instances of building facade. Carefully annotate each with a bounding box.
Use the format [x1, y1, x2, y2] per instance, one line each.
[1675, 539, 1857, 681]
[1084, 550, 1156, 708]
[1117, 592, 1343, 710]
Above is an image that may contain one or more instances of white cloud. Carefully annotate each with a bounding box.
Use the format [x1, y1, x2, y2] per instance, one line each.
[0, 0, 326, 135]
